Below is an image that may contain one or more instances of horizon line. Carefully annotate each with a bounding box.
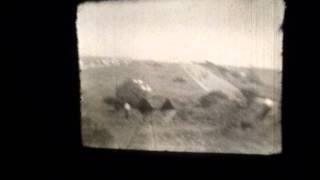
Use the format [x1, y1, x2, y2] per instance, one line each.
[79, 55, 282, 71]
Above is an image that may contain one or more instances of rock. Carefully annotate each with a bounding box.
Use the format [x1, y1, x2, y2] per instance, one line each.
[160, 98, 175, 111]
[116, 79, 148, 107]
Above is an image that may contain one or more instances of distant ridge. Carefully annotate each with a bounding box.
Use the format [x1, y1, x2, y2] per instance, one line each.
[79, 56, 131, 70]
[79, 56, 282, 73]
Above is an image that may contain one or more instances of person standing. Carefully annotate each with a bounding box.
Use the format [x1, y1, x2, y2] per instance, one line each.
[124, 102, 131, 119]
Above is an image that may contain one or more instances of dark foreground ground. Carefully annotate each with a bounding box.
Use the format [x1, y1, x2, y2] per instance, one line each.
[80, 57, 282, 154]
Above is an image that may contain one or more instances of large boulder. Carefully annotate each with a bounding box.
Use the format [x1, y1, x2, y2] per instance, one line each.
[115, 79, 152, 108]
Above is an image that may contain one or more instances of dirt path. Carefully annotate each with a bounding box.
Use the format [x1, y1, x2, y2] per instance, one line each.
[123, 111, 184, 151]
[123, 113, 159, 150]
[124, 120, 144, 149]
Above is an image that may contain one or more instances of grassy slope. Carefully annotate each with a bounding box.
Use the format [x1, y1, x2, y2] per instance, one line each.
[200, 62, 282, 153]
[81, 59, 205, 149]
[81, 57, 282, 154]
[201, 62, 282, 101]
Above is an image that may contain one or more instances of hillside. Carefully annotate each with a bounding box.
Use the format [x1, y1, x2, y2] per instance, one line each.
[80, 57, 282, 154]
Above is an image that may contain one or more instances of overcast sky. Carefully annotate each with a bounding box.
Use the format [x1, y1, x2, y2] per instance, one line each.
[77, 0, 285, 70]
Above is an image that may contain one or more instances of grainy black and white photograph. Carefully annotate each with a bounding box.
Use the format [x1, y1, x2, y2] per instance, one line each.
[77, 0, 285, 154]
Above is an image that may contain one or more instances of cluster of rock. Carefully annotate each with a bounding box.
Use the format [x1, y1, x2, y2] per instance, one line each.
[115, 79, 175, 114]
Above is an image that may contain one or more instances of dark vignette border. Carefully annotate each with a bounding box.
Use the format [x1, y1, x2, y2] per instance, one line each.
[12, 0, 308, 178]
